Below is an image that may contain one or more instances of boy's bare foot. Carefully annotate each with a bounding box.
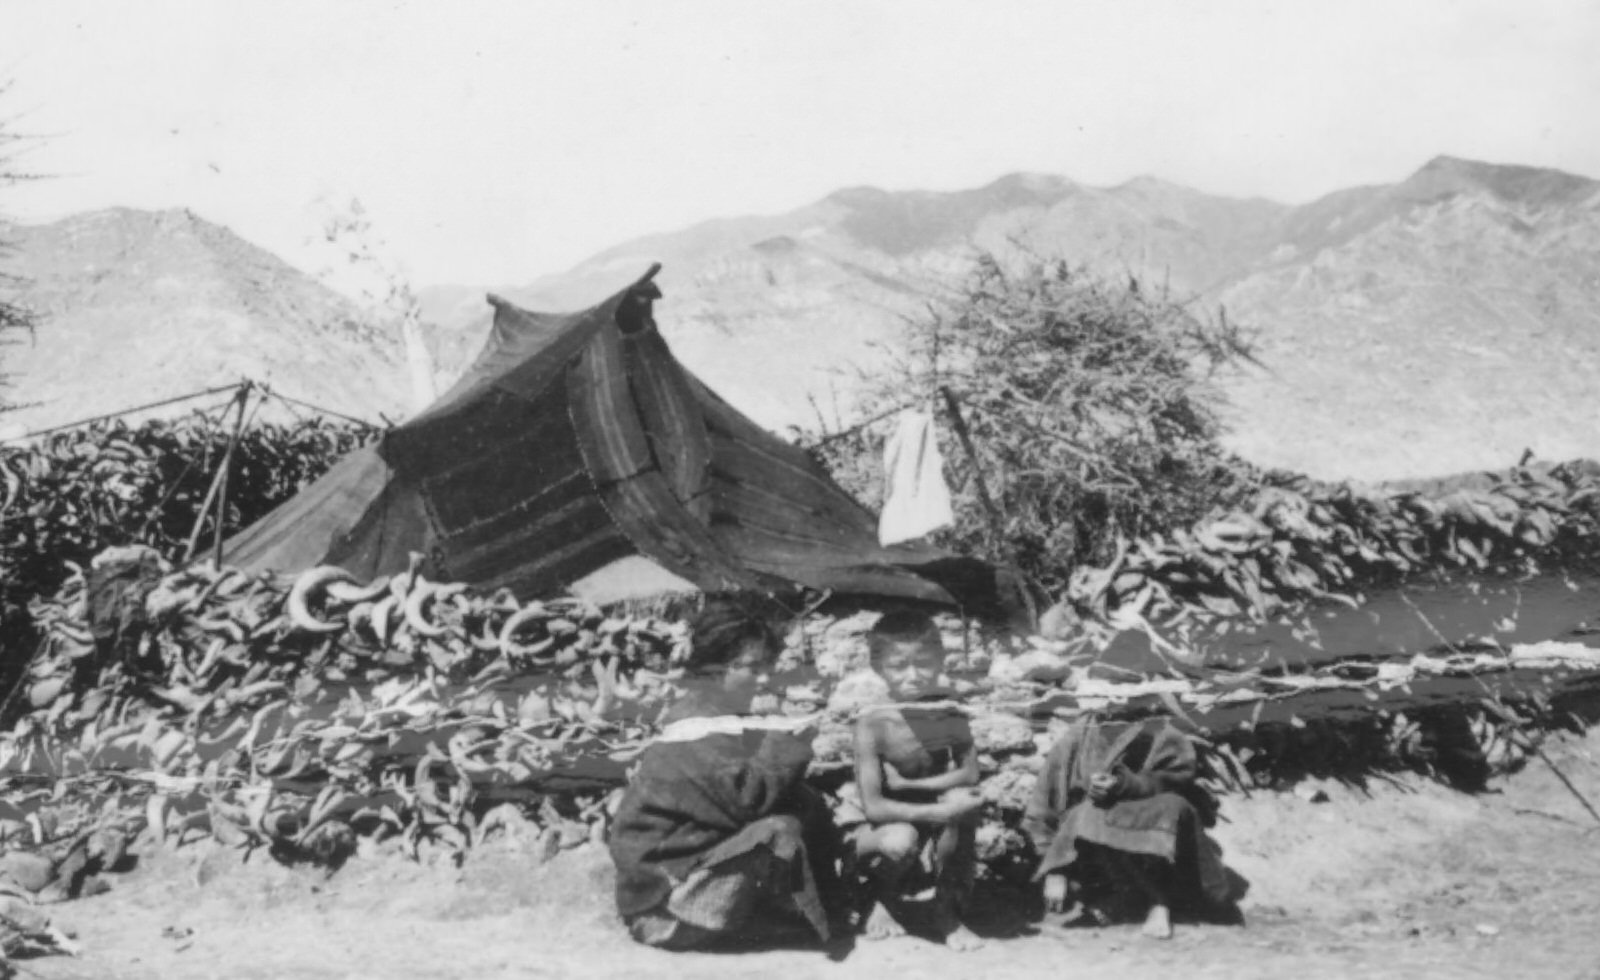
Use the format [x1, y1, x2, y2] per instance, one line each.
[1047, 900, 1089, 925]
[862, 902, 908, 940]
[1141, 903, 1173, 940]
[945, 923, 985, 952]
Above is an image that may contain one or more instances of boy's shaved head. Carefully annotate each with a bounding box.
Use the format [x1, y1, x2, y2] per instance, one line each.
[868, 610, 941, 666]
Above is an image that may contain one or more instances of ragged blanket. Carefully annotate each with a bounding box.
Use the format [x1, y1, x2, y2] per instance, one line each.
[607, 693, 822, 921]
[1022, 718, 1230, 905]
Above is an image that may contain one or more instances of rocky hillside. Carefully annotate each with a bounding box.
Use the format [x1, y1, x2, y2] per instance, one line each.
[1219, 156, 1600, 479]
[0, 208, 409, 435]
[425, 156, 1600, 482]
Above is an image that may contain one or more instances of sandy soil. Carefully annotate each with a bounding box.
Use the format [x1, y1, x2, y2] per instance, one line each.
[17, 732, 1600, 980]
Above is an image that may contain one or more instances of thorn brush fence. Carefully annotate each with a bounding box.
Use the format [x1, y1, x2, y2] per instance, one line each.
[5, 545, 1599, 876]
[2, 404, 1599, 876]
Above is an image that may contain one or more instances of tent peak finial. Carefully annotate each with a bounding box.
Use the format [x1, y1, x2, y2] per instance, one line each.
[624, 263, 663, 310]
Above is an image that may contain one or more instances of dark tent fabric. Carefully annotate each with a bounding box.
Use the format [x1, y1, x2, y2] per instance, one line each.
[225, 267, 1020, 616]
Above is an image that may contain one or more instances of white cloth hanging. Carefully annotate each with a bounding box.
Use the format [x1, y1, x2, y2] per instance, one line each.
[878, 409, 955, 546]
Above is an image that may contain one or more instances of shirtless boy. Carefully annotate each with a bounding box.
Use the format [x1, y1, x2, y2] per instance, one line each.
[850, 611, 985, 951]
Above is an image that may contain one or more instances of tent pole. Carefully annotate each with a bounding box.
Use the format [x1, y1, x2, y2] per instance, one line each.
[939, 386, 1009, 559]
[182, 432, 232, 564]
[181, 384, 249, 566]
[211, 382, 253, 569]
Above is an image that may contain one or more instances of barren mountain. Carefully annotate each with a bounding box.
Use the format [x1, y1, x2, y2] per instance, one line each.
[4, 157, 1595, 485]
[1218, 156, 1600, 478]
[423, 156, 1600, 481]
[422, 172, 1290, 435]
[0, 208, 409, 435]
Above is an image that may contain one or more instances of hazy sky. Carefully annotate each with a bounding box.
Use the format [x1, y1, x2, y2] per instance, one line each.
[2, 0, 1596, 289]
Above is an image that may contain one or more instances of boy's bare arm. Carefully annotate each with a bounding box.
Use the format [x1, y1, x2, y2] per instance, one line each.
[884, 737, 980, 794]
[854, 712, 970, 826]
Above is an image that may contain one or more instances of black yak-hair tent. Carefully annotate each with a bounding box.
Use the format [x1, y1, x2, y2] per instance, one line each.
[225, 266, 1022, 616]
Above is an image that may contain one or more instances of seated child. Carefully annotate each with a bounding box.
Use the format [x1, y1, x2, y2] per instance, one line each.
[1023, 716, 1233, 939]
[848, 610, 985, 952]
[609, 599, 835, 950]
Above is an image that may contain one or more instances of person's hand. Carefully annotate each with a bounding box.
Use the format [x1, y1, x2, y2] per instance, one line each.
[938, 786, 984, 822]
[883, 763, 910, 792]
[1042, 873, 1069, 914]
[1088, 771, 1120, 803]
[788, 714, 821, 743]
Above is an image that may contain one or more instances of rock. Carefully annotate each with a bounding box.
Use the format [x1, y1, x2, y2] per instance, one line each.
[974, 821, 1024, 862]
[985, 654, 1022, 685]
[474, 804, 532, 845]
[809, 720, 855, 767]
[1038, 601, 1081, 640]
[1474, 923, 1500, 937]
[355, 835, 387, 861]
[87, 829, 129, 871]
[1292, 781, 1330, 803]
[1006, 750, 1046, 775]
[987, 649, 1073, 685]
[970, 711, 1035, 754]
[208, 807, 251, 848]
[827, 670, 889, 711]
[301, 821, 355, 867]
[749, 693, 782, 715]
[0, 898, 48, 935]
[533, 827, 563, 864]
[0, 853, 54, 895]
[813, 612, 879, 678]
[34, 837, 91, 905]
[556, 820, 590, 850]
[0, 908, 77, 959]
[979, 768, 1038, 810]
[960, 646, 993, 673]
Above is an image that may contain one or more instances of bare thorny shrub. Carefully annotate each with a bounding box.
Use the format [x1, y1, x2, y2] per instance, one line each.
[804, 254, 1262, 594]
[311, 196, 438, 414]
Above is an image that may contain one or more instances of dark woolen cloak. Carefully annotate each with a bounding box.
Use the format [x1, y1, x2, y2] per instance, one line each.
[607, 693, 823, 924]
[1022, 718, 1231, 907]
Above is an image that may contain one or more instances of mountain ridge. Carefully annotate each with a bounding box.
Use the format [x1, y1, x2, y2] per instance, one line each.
[423, 155, 1600, 480]
[5, 155, 1597, 483]
[0, 207, 410, 435]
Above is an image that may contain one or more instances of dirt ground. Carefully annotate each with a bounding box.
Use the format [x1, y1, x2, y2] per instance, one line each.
[17, 731, 1600, 980]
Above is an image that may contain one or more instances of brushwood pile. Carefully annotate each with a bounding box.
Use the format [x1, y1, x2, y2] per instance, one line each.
[1, 418, 1599, 948]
